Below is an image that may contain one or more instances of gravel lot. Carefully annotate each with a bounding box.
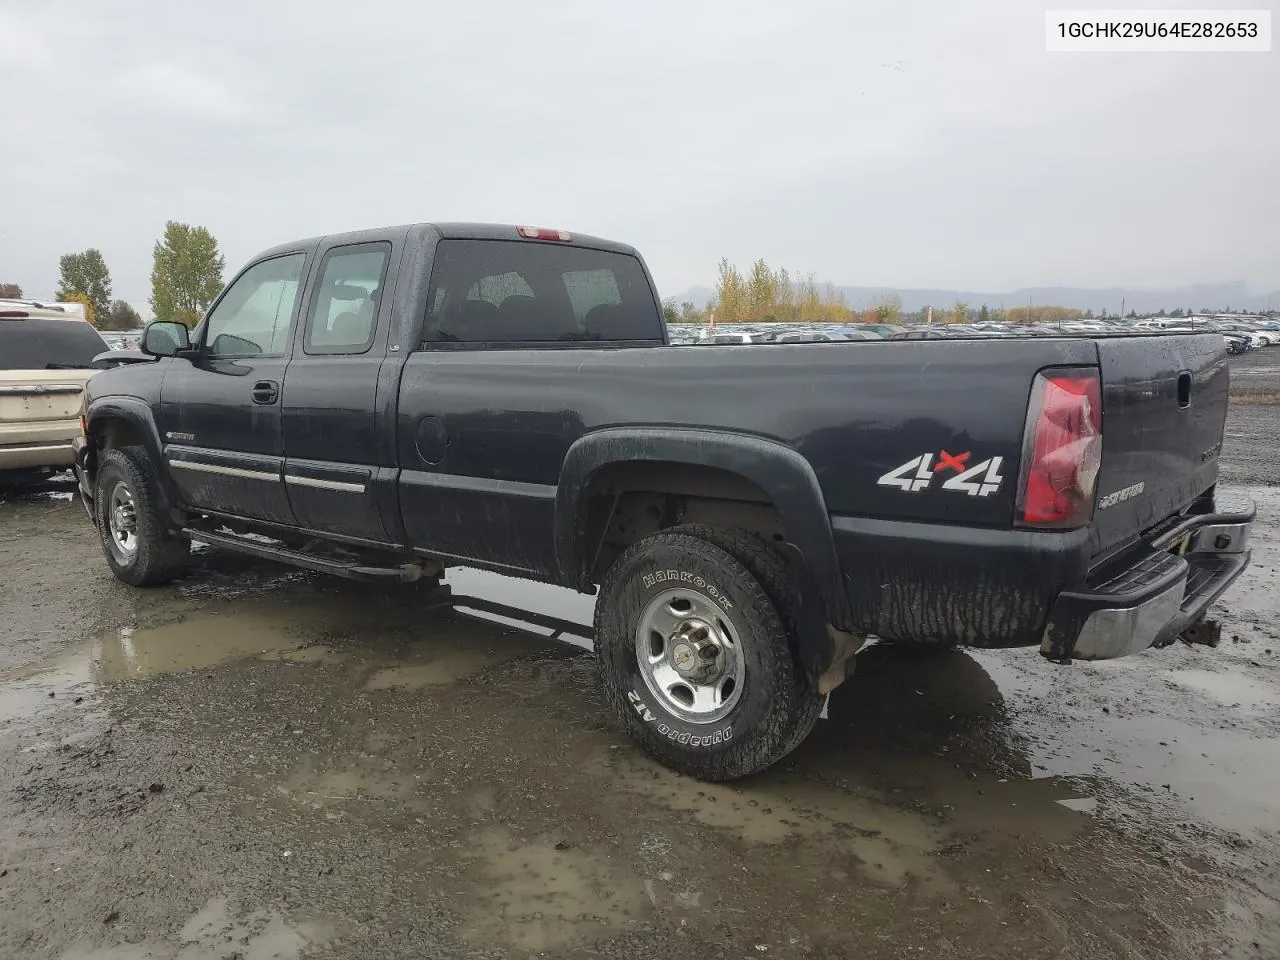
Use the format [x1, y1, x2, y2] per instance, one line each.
[0, 353, 1277, 960]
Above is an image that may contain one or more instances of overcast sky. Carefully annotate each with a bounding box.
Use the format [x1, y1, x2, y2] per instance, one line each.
[2, 0, 1277, 314]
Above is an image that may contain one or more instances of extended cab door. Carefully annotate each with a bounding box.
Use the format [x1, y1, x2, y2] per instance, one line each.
[280, 239, 400, 543]
[160, 251, 310, 524]
[396, 234, 666, 576]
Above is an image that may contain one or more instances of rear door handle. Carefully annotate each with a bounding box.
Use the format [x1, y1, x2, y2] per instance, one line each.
[251, 380, 279, 405]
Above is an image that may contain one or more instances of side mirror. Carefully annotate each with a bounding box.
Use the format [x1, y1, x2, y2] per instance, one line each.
[140, 320, 191, 358]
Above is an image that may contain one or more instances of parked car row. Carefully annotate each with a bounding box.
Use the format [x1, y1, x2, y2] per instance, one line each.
[673, 315, 1280, 352]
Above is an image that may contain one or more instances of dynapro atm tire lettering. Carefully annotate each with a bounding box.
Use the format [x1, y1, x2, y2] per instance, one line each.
[627, 691, 733, 746]
[877, 450, 1005, 497]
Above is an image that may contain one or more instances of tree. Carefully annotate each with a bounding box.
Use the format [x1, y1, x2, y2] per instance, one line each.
[59, 292, 95, 326]
[661, 297, 679, 325]
[712, 258, 746, 321]
[949, 301, 969, 325]
[150, 221, 226, 327]
[872, 294, 903, 324]
[678, 301, 703, 324]
[57, 248, 112, 322]
[0, 282, 22, 299]
[1005, 305, 1081, 325]
[978, 304, 991, 323]
[103, 299, 143, 331]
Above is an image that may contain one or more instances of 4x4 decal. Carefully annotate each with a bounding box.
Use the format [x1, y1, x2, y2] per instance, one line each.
[877, 451, 1005, 497]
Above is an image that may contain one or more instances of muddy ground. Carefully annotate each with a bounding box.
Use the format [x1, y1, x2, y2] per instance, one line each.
[1, 353, 1278, 960]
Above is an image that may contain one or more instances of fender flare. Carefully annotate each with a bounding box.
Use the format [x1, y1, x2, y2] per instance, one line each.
[85, 397, 181, 517]
[554, 427, 853, 645]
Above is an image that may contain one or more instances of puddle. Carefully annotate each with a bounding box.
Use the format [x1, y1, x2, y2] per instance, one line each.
[58, 894, 331, 960]
[1165, 668, 1280, 715]
[87, 614, 315, 682]
[975, 650, 1280, 834]
[590, 748, 956, 892]
[456, 827, 649, 952]
[0, 662, 93, 728]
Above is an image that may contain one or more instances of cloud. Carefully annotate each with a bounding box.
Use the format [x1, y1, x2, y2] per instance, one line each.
[1, 0, 1275, 311]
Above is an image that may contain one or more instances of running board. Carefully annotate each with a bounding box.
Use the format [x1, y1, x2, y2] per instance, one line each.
[182, 527, 428, 583]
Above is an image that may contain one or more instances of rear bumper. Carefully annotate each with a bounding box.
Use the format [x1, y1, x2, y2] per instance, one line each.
[1041, 496, 1255, 661]
[0, 439, 76, 471]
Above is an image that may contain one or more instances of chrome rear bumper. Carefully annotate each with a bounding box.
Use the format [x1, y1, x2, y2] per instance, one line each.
[1042, 499, 1255, 662]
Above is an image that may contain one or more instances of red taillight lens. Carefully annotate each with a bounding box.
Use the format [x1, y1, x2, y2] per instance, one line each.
[1018, 369, 1102, 528]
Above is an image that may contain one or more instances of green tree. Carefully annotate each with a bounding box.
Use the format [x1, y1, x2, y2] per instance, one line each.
[150, 221, 226, 327]
[949, 301, 969, 324]
[978, 304, 991, 323]
[103, 299, 143, 331]
[0, 282, 22, 299]
[57, 248, 112, 321]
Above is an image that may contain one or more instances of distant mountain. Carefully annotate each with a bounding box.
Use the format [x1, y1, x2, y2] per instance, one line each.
[666, 281, 1279, 315]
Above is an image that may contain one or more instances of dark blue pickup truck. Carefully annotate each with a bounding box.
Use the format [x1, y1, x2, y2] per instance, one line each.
[74, 222, 1254, 780]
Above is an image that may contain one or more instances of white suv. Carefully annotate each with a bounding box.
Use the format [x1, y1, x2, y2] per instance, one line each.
[0, 303, 108, 486]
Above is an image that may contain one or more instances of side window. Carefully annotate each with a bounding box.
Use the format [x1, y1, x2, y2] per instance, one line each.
[204, 254, 305, 358]
[304, 243, 391, 355]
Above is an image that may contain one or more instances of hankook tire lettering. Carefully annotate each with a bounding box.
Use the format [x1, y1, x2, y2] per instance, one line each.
[640, 569, 733, 609]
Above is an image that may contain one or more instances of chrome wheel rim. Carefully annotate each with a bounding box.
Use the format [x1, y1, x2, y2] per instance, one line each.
[107, 481, 138, 562]
[635, 587, 744, 724]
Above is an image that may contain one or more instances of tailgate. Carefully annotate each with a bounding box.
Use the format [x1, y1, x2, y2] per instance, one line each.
[0, 370, 92, 429]
[1090, 333, 1229, 556]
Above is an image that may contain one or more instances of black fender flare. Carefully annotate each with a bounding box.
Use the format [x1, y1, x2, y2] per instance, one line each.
[554, 427, 853, 673]
[85, 397, 181, 518]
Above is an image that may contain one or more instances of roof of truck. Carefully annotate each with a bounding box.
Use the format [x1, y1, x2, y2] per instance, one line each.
[252, 222, 639, 261]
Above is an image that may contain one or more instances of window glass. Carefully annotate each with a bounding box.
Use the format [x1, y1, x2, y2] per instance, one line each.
[205, 254, 304, 358]
[423, 240, 662, 345]
[0, 319, 108, 370]
[305, 244, 390, 354]
[563, 269, 622, 322]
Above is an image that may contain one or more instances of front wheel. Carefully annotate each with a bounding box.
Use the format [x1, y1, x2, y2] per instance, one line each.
[94, 447, 190, 586]
[594, 527, 822, 781]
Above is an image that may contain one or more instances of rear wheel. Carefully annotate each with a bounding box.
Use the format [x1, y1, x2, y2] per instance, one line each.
[595, 526, 823, 780]
[94, 447, 189, 586]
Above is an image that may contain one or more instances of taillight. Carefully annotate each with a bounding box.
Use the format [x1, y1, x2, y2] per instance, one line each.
[1017, 368, 1102, 529]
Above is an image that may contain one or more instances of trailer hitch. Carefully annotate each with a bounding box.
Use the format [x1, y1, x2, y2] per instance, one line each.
[1179, 618, 1221, 648]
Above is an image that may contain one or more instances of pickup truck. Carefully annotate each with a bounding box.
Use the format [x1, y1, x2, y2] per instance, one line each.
[74, 222, 1255, 781]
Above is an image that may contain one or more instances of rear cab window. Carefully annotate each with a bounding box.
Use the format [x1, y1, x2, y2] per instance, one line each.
[421, 239, 662, 346]
[0, 318, 109, 370]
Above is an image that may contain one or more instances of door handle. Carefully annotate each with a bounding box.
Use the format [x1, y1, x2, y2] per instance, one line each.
[251, 380, 279, 405]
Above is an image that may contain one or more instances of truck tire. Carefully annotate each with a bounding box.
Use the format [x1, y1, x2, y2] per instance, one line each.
[595, 526, 823, 780]
[94, 447, 190, 587]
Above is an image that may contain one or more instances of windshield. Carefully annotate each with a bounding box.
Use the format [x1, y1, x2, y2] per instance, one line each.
[0, 318, 109, 370]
